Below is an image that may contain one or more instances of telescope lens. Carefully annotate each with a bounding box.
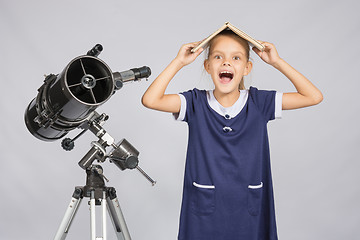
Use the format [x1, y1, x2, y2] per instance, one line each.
[66, 57, 114, 104]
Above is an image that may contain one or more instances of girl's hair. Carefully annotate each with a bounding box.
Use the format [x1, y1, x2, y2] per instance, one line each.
[206, 30, 250, 90]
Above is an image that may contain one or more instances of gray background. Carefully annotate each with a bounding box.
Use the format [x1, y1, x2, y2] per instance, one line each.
[1, 0, 359, 239]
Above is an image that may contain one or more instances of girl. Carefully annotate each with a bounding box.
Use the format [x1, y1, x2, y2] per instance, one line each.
[142, 30, 323, 240]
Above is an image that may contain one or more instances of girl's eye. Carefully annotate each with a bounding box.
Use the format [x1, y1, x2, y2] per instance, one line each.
[233, 56, 240, 60]
[214, 55, 222, 59]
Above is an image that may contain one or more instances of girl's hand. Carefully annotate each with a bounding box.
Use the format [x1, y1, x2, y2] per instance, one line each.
[252, 41, 282, 67]
[175, 42, 204, 67]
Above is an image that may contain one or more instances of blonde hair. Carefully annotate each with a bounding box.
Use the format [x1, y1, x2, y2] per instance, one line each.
[205, 30, 250, 90]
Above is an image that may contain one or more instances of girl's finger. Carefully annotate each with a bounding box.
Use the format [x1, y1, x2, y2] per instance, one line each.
[193, 47, 204, 56]
[252, 47, 261, 55]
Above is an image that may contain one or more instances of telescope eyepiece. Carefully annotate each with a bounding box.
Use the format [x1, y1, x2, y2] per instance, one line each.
[131, 66, 151, 80]
[113, 66, 151, 90]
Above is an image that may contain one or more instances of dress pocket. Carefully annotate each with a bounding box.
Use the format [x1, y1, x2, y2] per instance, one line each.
[247, 182, 263, 216]
[191, 182, 216, 215]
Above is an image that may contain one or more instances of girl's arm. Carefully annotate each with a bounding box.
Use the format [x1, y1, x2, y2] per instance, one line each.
[253, 42, 323, 110]
[142, 42, 203, 113]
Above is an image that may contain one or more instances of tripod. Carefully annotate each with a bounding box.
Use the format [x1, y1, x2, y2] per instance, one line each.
[54, 165, 131, 240]
[53, 112, 155, 240]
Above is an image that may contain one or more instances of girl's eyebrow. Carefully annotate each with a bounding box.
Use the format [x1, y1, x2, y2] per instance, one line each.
[233, 51, 245, 56]
[209, 50, 222, 55]
[210, 50, 245, 56]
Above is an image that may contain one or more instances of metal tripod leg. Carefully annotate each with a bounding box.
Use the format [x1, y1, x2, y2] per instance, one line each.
[90, 188, 131, 240]
[89, 190, 97, 240]
[90, 190, 109, 240]
[54, 188, 83, 240]
[106, 187, 131, 240]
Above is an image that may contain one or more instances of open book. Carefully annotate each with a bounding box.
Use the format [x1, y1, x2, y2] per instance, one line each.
[191, 22, 265, 53]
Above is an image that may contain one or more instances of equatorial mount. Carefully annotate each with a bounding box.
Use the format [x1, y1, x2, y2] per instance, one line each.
[61, 110, 156, 186]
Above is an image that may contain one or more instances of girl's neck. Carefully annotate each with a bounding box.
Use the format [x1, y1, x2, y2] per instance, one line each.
[213, 89, 240, 108]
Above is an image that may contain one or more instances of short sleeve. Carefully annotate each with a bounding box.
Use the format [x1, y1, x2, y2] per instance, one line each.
[173, 93, 187, 121]
[249, 87, 277, 122]
[275, 92, 283, 119]
[172, 89, 200, 123]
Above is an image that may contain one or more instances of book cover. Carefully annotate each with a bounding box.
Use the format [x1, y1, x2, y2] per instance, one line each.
[191, 22, 265, 53]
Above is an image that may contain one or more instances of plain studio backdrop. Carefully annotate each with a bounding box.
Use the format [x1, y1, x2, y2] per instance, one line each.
[1, 0, 359, 239]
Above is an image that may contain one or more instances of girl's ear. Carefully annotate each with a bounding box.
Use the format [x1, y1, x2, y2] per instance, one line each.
[244, 61, 253, 76]
[204, 59, 210, 74]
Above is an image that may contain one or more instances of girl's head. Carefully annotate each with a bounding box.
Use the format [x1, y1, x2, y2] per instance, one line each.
[204, 30, 252, 93]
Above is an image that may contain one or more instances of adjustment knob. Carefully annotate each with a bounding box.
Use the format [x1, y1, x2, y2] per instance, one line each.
[61, 138, 75, 151]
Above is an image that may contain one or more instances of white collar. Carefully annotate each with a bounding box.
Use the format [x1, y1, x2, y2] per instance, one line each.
[206, 89, 249, 119]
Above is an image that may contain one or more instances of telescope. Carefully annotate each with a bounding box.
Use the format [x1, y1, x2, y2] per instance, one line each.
[24, 44, 155, 240]
[24, 44, 154, 176]
[25, 44, 150, 141]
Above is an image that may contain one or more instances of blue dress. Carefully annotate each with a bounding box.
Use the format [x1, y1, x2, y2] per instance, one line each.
[177, 87, 280, 240]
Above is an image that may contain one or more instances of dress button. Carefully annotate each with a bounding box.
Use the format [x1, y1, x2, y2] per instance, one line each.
[225, 114, 230, 119]
[223, 126, 233, 132]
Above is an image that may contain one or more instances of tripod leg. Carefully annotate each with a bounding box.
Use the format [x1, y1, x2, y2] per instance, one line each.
[102, 191, 107, 240]
[90, 191, 96, 240]
[106, 188, 131, 240]
[90, 190, 109, 240]
[54, 188, 83, 240]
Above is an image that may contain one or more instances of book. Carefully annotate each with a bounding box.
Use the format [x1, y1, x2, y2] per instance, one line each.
[191, 22, 265, 53]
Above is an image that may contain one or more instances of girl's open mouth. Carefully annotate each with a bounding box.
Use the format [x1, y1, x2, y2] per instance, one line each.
[219, 71, 234, 84]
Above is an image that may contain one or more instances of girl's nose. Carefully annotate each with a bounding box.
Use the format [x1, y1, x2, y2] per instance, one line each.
[222, 61, 231, 66]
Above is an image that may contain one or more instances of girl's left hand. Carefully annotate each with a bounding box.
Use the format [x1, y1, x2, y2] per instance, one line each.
[252, 41, 281, 67]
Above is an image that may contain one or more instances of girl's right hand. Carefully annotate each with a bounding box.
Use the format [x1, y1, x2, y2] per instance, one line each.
[175, 42, 204, 67]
